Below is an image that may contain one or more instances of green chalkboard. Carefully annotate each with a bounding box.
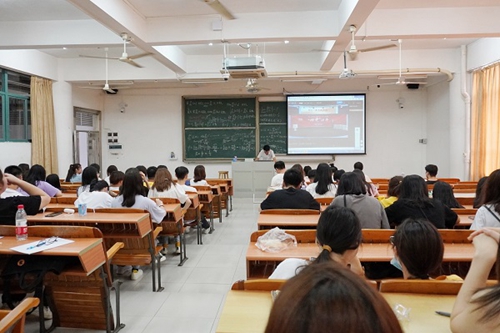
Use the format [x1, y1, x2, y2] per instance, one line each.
[259, 102, 287, 153]
[185, 98, 256, 128]
[185, 129, 256, 159]
[259, 125, 287, 154]
[259, 102, 287, 124]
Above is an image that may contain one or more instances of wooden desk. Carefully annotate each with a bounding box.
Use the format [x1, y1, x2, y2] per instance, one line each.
[210, 185, 223, 223]
[207, 178, 233, 212]
[0, 237, 105, 275]
[45, 203, 76, 210]
[383, 293, 454, 333]
[27, 212, 162, 292]
[257, 214, 319, 230]
[160, 202, 188, 266]
[216, 290, 454, 333]
[455, 214, 474, 228]
[187, 193, 204, 245]
[246, 242, 474, 278]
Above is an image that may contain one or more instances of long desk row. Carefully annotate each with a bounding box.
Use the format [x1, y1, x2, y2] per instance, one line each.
[216, 290, 455, 333]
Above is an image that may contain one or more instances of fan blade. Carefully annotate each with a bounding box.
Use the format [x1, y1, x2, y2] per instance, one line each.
[348, 52, 358, 61]
[358, 44, 397, 53]
[203, 0, 236, 20]
[79, 55, 120, 60]
[119, 58, 144, 68]
[128, 52, 152, 60]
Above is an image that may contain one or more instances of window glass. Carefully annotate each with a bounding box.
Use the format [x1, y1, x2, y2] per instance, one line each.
[7, 71, 30, 96]
[8, 97, 26, 140]
[0, 95, 3, 139]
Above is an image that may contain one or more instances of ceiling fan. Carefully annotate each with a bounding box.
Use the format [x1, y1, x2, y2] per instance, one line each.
[347, 25, 396, 60]
[373, 40, 428, 87]
[78, 48, 133, 94]
[245, 79, 270, 93]
[339, 51, 356, 79]
[202, 0, 236, 20]
[80, 33, 152, 68]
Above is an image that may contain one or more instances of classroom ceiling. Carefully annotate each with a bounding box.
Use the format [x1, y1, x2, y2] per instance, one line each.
[1, 0, 500, 91]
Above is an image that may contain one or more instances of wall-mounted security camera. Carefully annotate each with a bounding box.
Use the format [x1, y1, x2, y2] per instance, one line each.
[222, 72, 230, 81]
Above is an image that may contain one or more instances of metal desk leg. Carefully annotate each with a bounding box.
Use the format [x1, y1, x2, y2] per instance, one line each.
[209, 202, 215, 234]
[230, 195, 233, 211]
[178, 223, 188, 266]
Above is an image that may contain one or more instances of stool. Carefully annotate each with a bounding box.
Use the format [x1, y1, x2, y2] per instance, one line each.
[219, 171, 229, 179]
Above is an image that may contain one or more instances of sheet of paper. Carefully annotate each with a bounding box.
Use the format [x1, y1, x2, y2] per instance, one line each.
[10, 237, 75, 255]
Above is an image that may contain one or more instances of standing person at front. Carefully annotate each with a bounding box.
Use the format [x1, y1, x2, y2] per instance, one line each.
[260, 169, 320, 210]
[256, 145, 276, 162]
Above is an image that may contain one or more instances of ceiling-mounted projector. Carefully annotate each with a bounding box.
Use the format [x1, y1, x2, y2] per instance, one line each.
[339, 69, 356, 79]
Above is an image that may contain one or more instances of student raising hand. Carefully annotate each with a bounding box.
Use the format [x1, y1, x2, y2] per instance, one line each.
[451, 228, 500, 332]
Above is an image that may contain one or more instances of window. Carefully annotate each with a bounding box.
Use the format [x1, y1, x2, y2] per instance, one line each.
[0, 68, 31, 141]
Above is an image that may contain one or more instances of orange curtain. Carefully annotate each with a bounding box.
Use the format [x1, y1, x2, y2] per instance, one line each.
[470, 62, 500, 180]
[30, 76, 58, 174]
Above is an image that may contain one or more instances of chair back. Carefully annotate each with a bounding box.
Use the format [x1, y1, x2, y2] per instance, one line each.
[315, 197, 334, 206]
[93, 208, 147, 214]
[439, 229, 473, 243]
[379, 279, 463, 295]
[457, 197, 474, 206]
[451, 208, 478, 215]
[362, 229, 394, 243]
[250, 230, 316, 243]
[231, 279, 286, 291]
[260, 209, 320, 215]
[437, 178, 461, 184]
[154, 197, 181, 205]
[57, 196, 76, 204]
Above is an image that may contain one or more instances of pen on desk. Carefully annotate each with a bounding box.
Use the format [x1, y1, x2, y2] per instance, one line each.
[435, 311, 451, 317]
[26, 237, 58, 250]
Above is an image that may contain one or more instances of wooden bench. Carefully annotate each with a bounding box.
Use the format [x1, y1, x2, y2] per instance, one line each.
[380, 279, 463, 295]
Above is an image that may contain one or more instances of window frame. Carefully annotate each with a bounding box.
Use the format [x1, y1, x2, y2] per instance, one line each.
[0, 69, 31, 142]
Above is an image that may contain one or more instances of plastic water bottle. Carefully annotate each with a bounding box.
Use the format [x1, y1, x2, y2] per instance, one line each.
[15, 204, 28, 240]
[232, 156, 238, 162]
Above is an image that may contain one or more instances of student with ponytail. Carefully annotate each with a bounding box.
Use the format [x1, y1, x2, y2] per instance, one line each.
[269, 206, 364, 279]
[65, 163, 82, 183]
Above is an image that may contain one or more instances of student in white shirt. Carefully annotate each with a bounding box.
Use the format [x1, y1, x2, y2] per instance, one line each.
[256, 144, 276, 162]
[190, 165, 209, 186]
[1, 166, 26, 198]
[74, 180, 113, 209]
[148, 167, 191, 209]
[306, 163, 337, 198]
[112, 169, 166, 280]
[175, 166, 210, 233]
[269, 161, 286, 190]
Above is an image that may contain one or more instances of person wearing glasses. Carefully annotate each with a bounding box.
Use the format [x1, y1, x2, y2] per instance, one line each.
[268, 206, 364, 279]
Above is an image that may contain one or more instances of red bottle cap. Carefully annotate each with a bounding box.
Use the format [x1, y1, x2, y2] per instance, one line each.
[17, 204, 24, 209]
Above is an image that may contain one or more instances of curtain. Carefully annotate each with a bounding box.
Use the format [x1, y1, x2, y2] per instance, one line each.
[470, 62, 500, 180]
[30, 76, 58, 175]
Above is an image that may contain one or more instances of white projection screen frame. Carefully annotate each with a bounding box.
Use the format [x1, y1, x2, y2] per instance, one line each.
[286, 94, 366, 155]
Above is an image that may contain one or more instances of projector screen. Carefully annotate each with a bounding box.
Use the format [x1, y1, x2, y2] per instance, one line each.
[287, 94, 366, 155]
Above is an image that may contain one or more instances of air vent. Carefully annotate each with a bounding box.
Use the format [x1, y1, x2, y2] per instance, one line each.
[75, 111, 94, 127]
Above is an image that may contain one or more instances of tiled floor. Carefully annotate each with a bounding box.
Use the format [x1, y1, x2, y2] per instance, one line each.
[24, 198, 260, 333]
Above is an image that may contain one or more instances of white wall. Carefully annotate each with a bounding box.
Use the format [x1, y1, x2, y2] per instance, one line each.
[0, 143, 31, 169]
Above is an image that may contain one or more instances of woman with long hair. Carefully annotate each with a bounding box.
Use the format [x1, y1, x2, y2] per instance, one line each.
[390, 218, 444, 279]
[385, 175, 458, 229]
[65, 163, 82, 183]
[74, 180, 113, 209]
[22, 164, 62, 197]
[471, 169, 500, 230]
[331, 172, 389, 229]
[77, 166, 99, 197]
[269, 206, 363, 279]
[191, 165, 209, 186]
[111, 169, 166, 280]
[378, 175, 403, 208]
[265, 262, 403, 333]
[432, 181, 464, 209]
[473, 176, 489, 209]
[306, 163, 336, 198]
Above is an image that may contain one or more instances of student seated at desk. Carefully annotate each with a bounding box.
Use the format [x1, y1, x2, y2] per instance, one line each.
[65, 163, 82, 183]
[385, 175, 458, 229]
[269, 161, 286, 190]
[175, 166, 211, 234]
[265, 261, 402, 333]
[378, 175, 403, 208]
[1, 166, 26, 198]
[260, 169, 320, 211]
[432, 181, 464, 209]
[269, 206, 363, 279]
[190, 165, 209, 186]
[74, 180, 113, 209]
[0, 169, 50, 224]
[425, 164, 439, 184]
[20, 164, 62, 198]
[306, 163, 336, 198]
[112, 168, 167, 280]
[451, 227, 500, 332]
[108, 170, 124, 196]
[390, 218, 444, 279]
[148, 167, 191, 210]
[473, 176, 488, 208]
[470, 169, 500, 230]
[46, 173, 61, 190]
[331, 172, 389, 229]
[77, 166, 99, 197]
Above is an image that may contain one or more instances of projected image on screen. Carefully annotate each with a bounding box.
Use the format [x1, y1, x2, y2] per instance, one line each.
[287, 94, 365, 154]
